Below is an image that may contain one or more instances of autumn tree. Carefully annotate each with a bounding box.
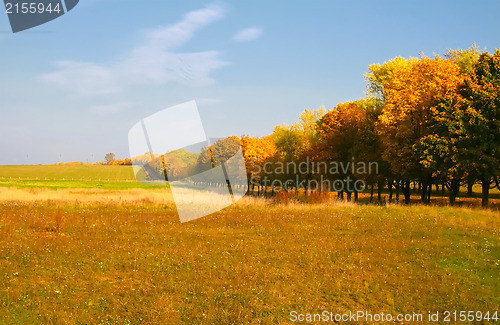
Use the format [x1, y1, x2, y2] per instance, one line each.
[365, 57, 417, 100]
[104, 153, 116, 165]
[368, 56, 463, 203]
[239, 136, 277, 194]
[271, 124, 305, 163]
[443, 44, 482, 76]
[164, 150, 197, 180]
[317, 98, 384, 201]
[297, 107, 326, 148]
[270, 107, 326, 194]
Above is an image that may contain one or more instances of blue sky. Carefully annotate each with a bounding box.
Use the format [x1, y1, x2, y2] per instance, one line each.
[0, 0, 499, 164]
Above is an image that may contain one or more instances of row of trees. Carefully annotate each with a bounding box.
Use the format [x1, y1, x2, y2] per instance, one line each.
[237, 46, 499, 207]
[104, 153, 132, 166]
[129, 45, 497, 207]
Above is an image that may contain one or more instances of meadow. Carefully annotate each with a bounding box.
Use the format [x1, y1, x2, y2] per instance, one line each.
[0, 165, 136, 182]
[0, 165, 165, 190]
[0, 166, 498, 324]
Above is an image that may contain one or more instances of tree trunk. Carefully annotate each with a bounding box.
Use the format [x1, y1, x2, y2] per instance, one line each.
[448, 178, 460, 206]
[395, 180, 400, 203]
[370, 184, 374, 203]
[403, 180, 411, 204]
[377, 180, 383, 202]
[427, 181, 432, 203]
[481, 178, 490, 208]
[467, 180, 474, 197]
[388, 179, 393, 203]
[420, 178, 428, 203]
[306, 174, 312, 196]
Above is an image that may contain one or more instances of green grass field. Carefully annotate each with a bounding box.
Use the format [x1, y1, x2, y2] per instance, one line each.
[0, 165, 169, 190]
[0, 165, 498, 324]
[0, 165, 135, 181]
[0, 201, 498, 324]
[0, 165, 498, 203]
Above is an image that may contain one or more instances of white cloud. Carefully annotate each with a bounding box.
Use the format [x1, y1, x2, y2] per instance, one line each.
[233, 27, 262, 42]
[140, 5, 224, 51]
[41, 61, 117, 96]
[121, 49, 227, 86]
[39, 5, 228, 97]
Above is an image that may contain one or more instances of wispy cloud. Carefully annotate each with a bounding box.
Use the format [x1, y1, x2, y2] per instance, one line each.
[39, 4, 228, 97]
[139, 5, 224, 50]
[41, 61, 118, 96]
[233, 27, 262, 42]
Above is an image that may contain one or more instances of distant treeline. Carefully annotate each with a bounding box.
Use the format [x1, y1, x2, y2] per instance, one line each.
[107, 46, 500, 207]
[53, 159, 132, 166]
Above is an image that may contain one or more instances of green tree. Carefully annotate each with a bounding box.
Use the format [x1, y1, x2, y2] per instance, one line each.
[270, 107, 326, 194]
[459, 50, 499, 207]
[443, 44, 482, 75]
[420, 50, 500, 207]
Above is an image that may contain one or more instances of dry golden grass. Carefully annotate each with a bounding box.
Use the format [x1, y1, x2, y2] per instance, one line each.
[0, 187, 174, 205]
[0, 188, 498, 324]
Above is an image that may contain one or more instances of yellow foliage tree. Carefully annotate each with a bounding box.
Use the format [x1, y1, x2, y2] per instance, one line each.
[234, 136, 277, 193]
[369, 56, 464, 202]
